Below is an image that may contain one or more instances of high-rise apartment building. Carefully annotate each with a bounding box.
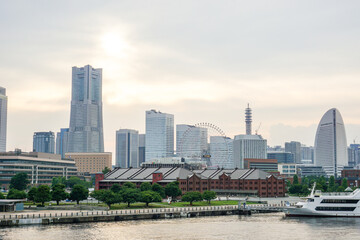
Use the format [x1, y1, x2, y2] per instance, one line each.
[0, 87, 7, 152]
[285, 141, 301, 164]
[301, 145, 314, 162]
[233, 134, 267, 168]
[145, 110, 174, 161]
[139, 134, 146, 165]
[314, 108, 348, 177]
[116, 129, 139, 168]
[176, 124, 207, 158]
[33, 132, 55, 154]
[68, 65, 104, 153]
[56, 128, 69, 159]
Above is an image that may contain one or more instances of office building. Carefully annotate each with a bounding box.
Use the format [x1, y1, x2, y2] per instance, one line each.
[278, 163, 297, 177]
[33, 132, 55, 154]
[244, 158, 278, 172]
[56, 128, 69, 159]
[348, 144, 360, 167]
[116, 129, 139, 168]
[68, 65, 104, 153]
[267, 151, 295, 164]
[0, 151, 77, 188]
[65, 152, 112, 174]
[145, 110, 174, 161]
[233, 134, 267, 168]
[210, 136, 233, 168]
[139, 134, 146, 165]
[301, 145, 314, 162]
[176, 124, 207, 158]
[314, 108, 348, 177]
[285, 141, 301, 164]
[0, 87, 7, 152]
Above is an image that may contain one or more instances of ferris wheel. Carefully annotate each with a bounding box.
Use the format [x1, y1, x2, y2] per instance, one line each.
[178, 122, 232, 168]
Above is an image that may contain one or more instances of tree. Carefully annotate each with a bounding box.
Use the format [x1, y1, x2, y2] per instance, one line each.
[122, 182, 136, 189]
[122, 188, 140, 207]
[0, 192, 5, 199]
[51, 177, 66, 187]
[139, 191, 162, 207]
[292, 175, 299, 185]
[93, 190, 121, 208]
[7, 189, 27, 199]
[182, 191, 203, 206]
[151, 183, 166, 198]
[140, 182, 152, 192]
[328, 176, 336, 192]
[35, 185, 51, 206]
[165, 181, 182, 201]
[110, 184, 122, 193]
[341, 178, 348, 190]
[70, 184, 89, 204]
[66, 176, 85, 188]
[27, 187, 38, 202]
[51, 184, 68, 205]
[102, 167, 111, 175]
[202, 191, 216, 204]
[9, 173, 30, 191]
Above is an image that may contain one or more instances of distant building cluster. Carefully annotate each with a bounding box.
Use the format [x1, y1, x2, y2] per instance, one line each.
[1, 64, 360, 191]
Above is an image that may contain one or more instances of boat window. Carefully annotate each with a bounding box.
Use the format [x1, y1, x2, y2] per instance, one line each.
[307, 199, 314, 202]
[321, 199, 359, 204]
[315, 207, 356, 211]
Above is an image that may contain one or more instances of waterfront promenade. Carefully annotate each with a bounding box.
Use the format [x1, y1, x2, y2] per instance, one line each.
[0, 203, 291, 227]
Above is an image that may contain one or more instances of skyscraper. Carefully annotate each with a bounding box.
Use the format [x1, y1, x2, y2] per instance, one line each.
[33, 132, 55, 154]
[56, 128, 69, 159]
[314, 108, 348, 177]
[0, 87, 7, 152]
[145, 110, 174, 161]
[68, 65, 104, 153]
[285, 141, 301, 163]
[176, 124, 207, 158]
[116, 129, 139, 168]
[139, 134, 146, 166]
[233, 134, 267, 168]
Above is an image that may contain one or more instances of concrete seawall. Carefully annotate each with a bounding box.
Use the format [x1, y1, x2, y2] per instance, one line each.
[0, 204, 285, 227]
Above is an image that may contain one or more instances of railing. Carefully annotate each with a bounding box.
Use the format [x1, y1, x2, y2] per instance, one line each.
[0, 203, 294, 220]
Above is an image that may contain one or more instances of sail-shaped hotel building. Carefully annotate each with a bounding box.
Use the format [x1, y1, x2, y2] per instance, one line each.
[314, 108, 348, 177]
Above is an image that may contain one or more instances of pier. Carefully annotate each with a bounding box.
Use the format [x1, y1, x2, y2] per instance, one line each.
[0, 204, 289, 227]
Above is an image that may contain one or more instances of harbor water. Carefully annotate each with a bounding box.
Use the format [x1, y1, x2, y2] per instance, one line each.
[1, 213, 360, 240]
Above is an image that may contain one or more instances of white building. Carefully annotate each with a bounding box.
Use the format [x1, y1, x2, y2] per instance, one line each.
[176, 124, 207, 158]
[233, 134, 267, 168]
[145, 110, 174, 161]
[68, 65, 104, 153]
[210, 136, 233, 168]
[314, 108, 348, 177]
[278, 163, 297, 177]
[116, 129, 139, 168]
[0, 87, 7, 152]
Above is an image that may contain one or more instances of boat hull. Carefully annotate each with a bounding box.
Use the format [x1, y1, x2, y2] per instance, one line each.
[285, 207, 360, 217]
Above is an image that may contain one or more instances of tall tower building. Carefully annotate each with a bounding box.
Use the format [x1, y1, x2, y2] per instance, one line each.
[139, 134, 146, 165]
[33, 131, 55, 154]
[245, 104, 252, 135]
[145, 110, 174, 161]
[68, 65, 104, 153]
[116, 129, 139, 168]
[314, 108, 348, 177]
[56, 128, 69, 159]
[0, 87, 7, 152]
[285, 141, 301, 163]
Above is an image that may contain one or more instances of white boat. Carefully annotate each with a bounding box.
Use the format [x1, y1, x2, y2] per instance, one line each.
[285, 183, 360, 217]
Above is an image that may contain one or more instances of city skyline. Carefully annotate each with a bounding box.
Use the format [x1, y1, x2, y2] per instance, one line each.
[2, 1, 360, 154]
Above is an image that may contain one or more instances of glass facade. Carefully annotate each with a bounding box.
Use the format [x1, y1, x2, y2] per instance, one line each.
[33, 132, 55, 154]
[0, 87, 7, 152]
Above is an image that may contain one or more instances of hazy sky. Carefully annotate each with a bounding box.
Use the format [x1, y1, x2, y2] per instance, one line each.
[2, 1, 360, 156]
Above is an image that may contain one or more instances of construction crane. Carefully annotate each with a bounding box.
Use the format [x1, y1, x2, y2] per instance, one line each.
[255, 122, 262, 135]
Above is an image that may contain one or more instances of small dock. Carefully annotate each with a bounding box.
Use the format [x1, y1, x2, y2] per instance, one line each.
[0, 204, 289, 227]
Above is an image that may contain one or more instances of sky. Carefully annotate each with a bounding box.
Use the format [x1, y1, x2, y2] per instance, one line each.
[1, 1, 360, 157]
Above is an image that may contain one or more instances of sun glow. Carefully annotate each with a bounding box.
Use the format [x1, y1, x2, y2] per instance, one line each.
[101, 32, 129, 58]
